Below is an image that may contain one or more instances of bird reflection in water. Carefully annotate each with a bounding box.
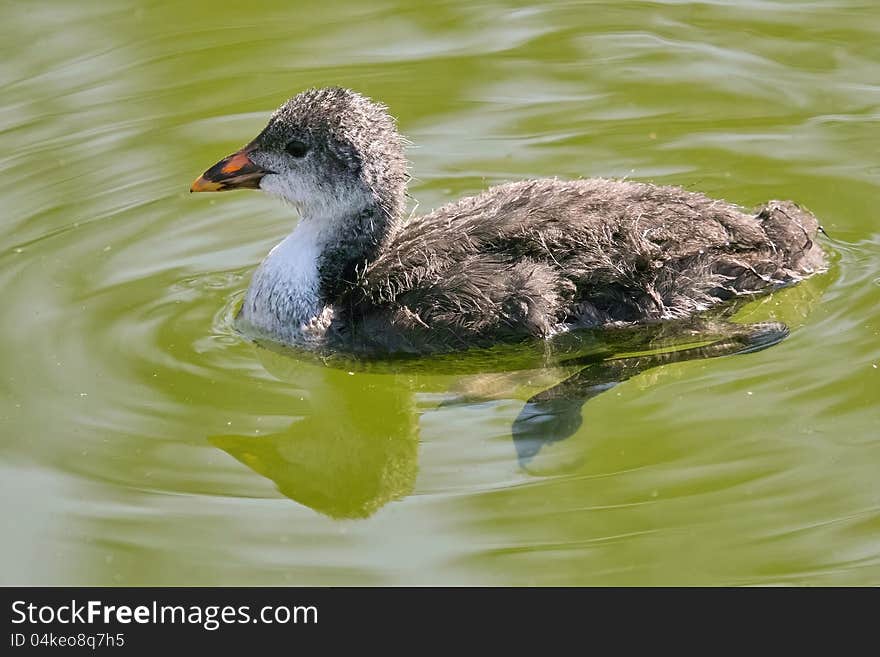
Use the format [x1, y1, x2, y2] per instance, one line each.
[210, 358, 419, 519]
[209, 282, 822, 519]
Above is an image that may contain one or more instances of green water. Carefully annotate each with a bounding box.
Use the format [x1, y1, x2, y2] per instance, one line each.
[1, 0, 878, 585]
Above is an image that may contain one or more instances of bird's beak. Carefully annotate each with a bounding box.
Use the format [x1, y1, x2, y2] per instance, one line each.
[190, 148, 272, 192]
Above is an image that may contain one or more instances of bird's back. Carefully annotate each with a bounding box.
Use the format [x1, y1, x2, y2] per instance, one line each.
[340, 178, 824, 353]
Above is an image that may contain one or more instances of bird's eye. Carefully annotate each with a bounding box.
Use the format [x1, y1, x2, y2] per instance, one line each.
[285, 139, 310, 158]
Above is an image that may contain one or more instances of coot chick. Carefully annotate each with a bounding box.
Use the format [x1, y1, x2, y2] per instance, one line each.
[191, 87, 825, 354]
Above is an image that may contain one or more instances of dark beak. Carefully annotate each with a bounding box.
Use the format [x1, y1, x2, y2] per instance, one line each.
[190, 148, 272, 192]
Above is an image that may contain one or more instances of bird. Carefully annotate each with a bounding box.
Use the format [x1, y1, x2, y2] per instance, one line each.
[191, 86, 826, 355]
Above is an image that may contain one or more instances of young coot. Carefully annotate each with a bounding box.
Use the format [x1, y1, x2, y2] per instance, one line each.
[191, 87, 825, 354]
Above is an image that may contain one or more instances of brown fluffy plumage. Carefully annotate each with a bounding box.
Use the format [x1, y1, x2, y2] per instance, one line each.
[342, 178, 825, 352]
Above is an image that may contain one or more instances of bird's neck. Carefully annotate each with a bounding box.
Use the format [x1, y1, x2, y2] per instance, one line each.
[240, 202, 396, 341]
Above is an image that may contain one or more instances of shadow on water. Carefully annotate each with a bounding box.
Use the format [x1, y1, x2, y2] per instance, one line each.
[511, 320, 788, 466]
[209, 272, 829, 519]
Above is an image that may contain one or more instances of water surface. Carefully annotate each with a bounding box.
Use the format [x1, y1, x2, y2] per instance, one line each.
[1, 0, 879, 585]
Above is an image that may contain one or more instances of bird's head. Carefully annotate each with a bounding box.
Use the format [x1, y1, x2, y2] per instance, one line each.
[191, 87, 408, 220]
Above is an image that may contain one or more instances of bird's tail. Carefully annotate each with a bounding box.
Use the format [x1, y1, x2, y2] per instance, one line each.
[755, 200, 827, 274]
